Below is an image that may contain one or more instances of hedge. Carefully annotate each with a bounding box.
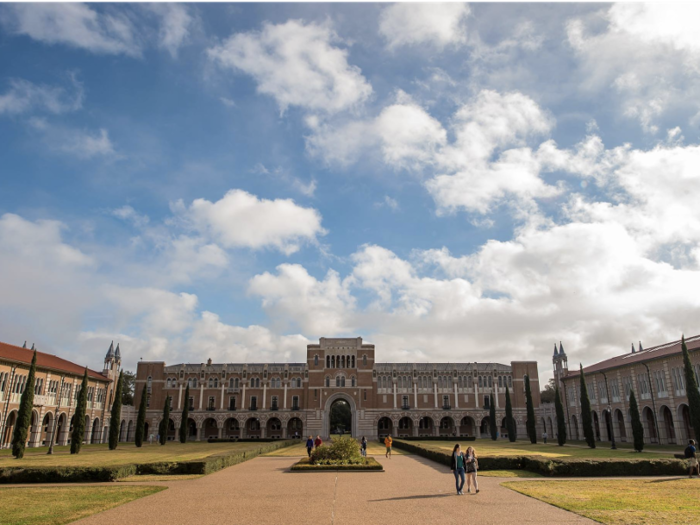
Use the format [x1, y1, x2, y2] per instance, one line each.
[387, 436, 476, 442]
[206, 438, 286, 443]
[291, 457, 383, 471]
[0, 439, 296, 483]
[391, 440, 687, 477]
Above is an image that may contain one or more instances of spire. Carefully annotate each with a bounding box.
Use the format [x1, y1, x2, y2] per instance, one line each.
[553, 343, 559, 357]
[31, 343, 35, 350]
[559, 341, 565, 355]
[638, 341, 643, 352]
[105, 341, 115, 360]
[22, 341, 26, 348]
[115, 343, 121, 359]
[631, 343, 635, 353]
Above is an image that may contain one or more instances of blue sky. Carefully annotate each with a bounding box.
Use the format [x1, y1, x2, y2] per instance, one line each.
[1, 3, 700, 380]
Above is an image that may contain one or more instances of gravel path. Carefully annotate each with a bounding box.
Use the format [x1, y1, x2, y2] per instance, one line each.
[72, 455, 594, 525]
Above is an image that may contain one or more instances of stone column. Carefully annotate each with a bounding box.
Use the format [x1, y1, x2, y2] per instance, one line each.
[242, 383, 246, 409]
[495, 384, 500, 408]
[413, 383, 418, 408]
[195, 424, 201, 442]
[454, 383, 459, 408]
[220, 383, 225, 410]
[178, 383, 183, 410]
[393, 383, 397, 409]
[284, 383, 288, 409]
[433, 383, 438, 408]
[261, 426, 266, 439]
[283, 427, 288, 439]
[218, 427, 223, 439]
[199, 384, 204, 410]
[262, 383, 267, 409]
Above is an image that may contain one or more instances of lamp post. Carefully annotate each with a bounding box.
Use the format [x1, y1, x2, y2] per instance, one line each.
[601, 372, 617, 450]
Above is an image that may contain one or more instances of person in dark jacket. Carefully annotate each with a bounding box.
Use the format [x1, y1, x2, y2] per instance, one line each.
[306, 436, 314, 457]
[360, 436, 368, 457]
[314, 435, 323, 449]
[450, 444, 467, 495]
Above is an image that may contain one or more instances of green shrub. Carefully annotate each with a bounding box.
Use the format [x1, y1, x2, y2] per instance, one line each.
[310, 436, 364, 465]
[291, 457, 383, 471]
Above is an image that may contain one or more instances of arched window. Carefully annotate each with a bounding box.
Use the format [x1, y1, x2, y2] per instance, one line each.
[271, 396, 279, 409]
[498, 376, 503, 388]
[341, 355, 345, 368]
[214, 378, 218, 388]
[352, 356, 356, 368]
[468, 376, 473, 388]
[314, 355, 319, 366]
[229, 378, 234, 388]
[325, 376, 330, 387]
[362, 355, 367, 366]
[326, 355, 330, 368]
[331, 355, 336, 368]
[292, 395, 299, 409]
[478, 376, 482, 388]
[336, 376, 341, 387]
[488, 376, 492, 387]
[351, 376, 356, 387]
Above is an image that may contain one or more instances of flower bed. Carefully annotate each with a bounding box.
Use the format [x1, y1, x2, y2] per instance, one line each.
[292, 436, 383, 471]
[291, 457, 383, 471]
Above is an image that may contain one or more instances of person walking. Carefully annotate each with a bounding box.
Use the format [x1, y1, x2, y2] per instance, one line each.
[685, 439, 698, 478]
[543, 431, 548, 444]
[306, 435, 314, 457]
[465, 446, 479, 494]
[450, 444, 467, 495]
[361, 436, 367, 457]
[384, 435, 393, 458]
[314, 435, 323, 449]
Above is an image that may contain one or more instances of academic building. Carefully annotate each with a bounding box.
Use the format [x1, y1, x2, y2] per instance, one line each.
[136, 337, 541, 440]
[543, 335, 700, 446]
[0, 340, 121, 448]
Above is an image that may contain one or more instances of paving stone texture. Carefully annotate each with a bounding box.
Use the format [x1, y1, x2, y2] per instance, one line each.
[73, 455, 594, 525]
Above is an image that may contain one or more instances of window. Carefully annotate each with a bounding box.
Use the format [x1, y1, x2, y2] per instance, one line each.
[292, 395, 299, 409]
[250, 396, 257, 410]
[314, 355, 319, 366]
[229, 397, 236, 410]
[653, 370, 666, 393]
[189, 397, 194, 410]
[468, 376, 473, 388]
[364, 390, 367, 400]
[483, 395, 490, 409]
[214, 378, 218, 388]
[351, 356, 356, 368]
[487, 376, 492, 387]
[208, 396, 215, 409]
[402, 395, 409, 408]
[498, 376, 503, 388]
[362, 355, 367, 366]
[326, 355, 331, 368]
[508, 376, 512, 387]
[325, 376, 330, 387]
[147, 376, 152, 394]
[271, 396, 279, 410]
[443, 395, 450, 407]
[351, 376, 356, 387]
[478, 376, 483, 388]
[168, 396, 173, 409]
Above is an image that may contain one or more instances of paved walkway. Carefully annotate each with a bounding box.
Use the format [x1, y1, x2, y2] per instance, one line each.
[73, 455, 594, 525]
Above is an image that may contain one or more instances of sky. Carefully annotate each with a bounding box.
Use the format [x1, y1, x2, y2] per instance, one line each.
[1, 2, 700, 383]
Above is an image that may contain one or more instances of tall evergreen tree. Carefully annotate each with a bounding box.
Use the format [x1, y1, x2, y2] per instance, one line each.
[489, 394, 497, 440]
[179, 385, 190, 443]
[135, 384, 147, 447]
[554, 385, 567, 446]
[505, 385, 516, 442]
[12, 350, 37, 459]
[681, 335, 700, 443]
[158, 395, 170, 445]
[629, 390, 644, 452]
[70, 369, 89, 454]
[579, 364, 596, 448]
[108, 371, 123, 450]
[524, 374, 537, 443]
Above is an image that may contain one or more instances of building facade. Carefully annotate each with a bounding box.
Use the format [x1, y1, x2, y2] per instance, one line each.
[0, 340, 121, 448]
[544, 336, 700, 446]
[136, 337, 541, 440]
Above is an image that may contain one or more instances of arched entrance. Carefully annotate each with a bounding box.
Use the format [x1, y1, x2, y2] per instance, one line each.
[203, 418, 218, 440]
[679, 404, 694, 441]
[167, 419, 176, 441]
[660, 406, 676, 444]
[187, 418, 197, 439]
[287, 417, 303, 438]
[224, 417, 240, 439]
[330, 399, 352, 435]
[377, 417, 392, 438]
[615, 409, 627, 442]
[460, 416, 475, 437]
[592, 411, 601, 441]
[480, 417, 490, 436]
[418, 416, 433, 437]
[571, 415, 579, 440]
[2, 411, 17, 447]
[439, 416, 455, 437]
[398, 417, 412, 437]
[322, 393, 357, 437]
[91, 418, 101, 444]
[267, 417, 282, 439]
[642, 407, 657, 443]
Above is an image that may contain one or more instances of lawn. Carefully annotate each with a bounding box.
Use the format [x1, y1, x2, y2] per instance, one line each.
[263, 438, 408, 457]
[401, 439, 678, 460]
[0, 441, 287, 468]
[503, 478, 700, 525]
[0, 485, 165, 525]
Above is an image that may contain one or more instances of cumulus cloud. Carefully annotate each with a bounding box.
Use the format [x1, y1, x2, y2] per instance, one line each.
[146, 3, 194, 58]
[173, 189, 326, 255]
[0, 75, 83, 116]
[379, 3, 470, 50]
[207, 19, 372, 115]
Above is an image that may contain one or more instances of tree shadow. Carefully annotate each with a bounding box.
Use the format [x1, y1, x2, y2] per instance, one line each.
[370, 493, 454, 502]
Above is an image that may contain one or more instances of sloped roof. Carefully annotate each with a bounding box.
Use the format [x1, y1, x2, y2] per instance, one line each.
[567, 335, 700, 377]
[0, 341, 109, 382]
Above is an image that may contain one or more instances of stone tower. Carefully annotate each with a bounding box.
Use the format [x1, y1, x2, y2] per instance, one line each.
[103, 341, 121, 379]
[552, 341, 568, 390]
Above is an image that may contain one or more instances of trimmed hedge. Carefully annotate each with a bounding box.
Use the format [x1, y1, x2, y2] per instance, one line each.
[206, 438, 285, 443]
[0, 440, 296, 484]
[392, 440, 687, 477]
[391, 436, 476, 442]
[291, 457, 383, 471]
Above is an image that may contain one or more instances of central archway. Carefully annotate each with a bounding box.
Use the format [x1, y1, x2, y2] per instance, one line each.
[323, 393, 357, 438]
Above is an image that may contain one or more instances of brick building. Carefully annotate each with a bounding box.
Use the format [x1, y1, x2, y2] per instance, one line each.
[542, 335, 700, 445]
[136, 337, 540, 440]
[0, 340, 121, 448]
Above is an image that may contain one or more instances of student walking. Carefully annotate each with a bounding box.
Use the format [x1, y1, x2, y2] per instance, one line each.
[450, 444, 467, 495]
[543, 431, 548, 444]
[465, 446, 479, 494]
[361, 436, 367, 457]
[306, 435, 314, 457]
[314, 435, 323, 449]
[685, 439, 698, 478]
[384, 435, 393, 458]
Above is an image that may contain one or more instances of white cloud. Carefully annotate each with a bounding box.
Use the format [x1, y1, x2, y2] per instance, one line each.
[379, 3, 470, 50]
[146, 3, 194, 58]
[208, 19, 372, 114]
[112, 205, 150, 228]
[173, 189, 326, 255]
[374, 195, 400, 212]
[0, 76, 83, 116]
[56, 127, 116, 159]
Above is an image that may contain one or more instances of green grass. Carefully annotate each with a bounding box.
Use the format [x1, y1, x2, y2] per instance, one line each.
[0, 441, 281, 468]
[118, 474, 203, 482]
[503, 478, 700, 525]
[0, 485, 166, 525]
[404, 439, 677, 459]
[262, 439, 409, 457]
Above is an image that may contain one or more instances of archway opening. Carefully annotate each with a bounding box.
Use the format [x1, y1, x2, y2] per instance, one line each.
[288, 417, 303, 439]
[267, 417, 282, 439]
[418, 416, 433, 437]
[398, 416, 412, 437]
[660, 406, 676, 444]
[377, 417, 392, 438]
[615, 409, 627, 442]
[330, 399, 352, 435]
[439, 416, 455, 437]
[460, 416, 475, 437]
[592, 411, 600, 441]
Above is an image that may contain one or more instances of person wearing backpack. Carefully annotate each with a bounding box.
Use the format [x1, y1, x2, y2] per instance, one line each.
[360, 436, 368, 457]
[450, 444, 467, 495]
[465, 446, 479, 493]
[685, 439, 698, 478]
[306, 435, 314, 457]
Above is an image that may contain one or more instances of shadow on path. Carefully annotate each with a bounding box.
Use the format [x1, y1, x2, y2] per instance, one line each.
[369, 494, 453, 502]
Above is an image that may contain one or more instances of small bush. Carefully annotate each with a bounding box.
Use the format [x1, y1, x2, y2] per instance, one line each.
[310, 436, 364, 466]
[292, 457, 383, 471]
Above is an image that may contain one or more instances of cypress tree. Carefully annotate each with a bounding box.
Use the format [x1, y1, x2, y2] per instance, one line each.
[555, 385, 567, 446]
[158, 395, 170, 445]
[681, 335, 700, 443]
[505, 385, 516, 442]
[108, 371, 123, 450]
[135, 384, 147, 447]
[629, 390, 644, 452]
[579, 364, 596, 448]
[489, 394, 497, 440]
[70, 369, 89, 454]
[524, 374, 537, 444]
[179, 385, 190, 443]
[12, 350, 37, 459]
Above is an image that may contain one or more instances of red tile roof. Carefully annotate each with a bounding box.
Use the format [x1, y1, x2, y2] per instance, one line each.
[566, 335, 700, 377]
[0, 341, 109, 382]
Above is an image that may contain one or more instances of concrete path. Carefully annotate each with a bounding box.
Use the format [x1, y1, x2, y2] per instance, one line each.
[73, 455, 594, 525]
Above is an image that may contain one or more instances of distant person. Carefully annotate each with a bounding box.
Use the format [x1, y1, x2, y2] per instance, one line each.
[450, 443, 467, 495]
[685, 439, 698, 478]
[149, 433, 154, 444]
[384, 435, 393, 458]
[465, 446, 479, 494]
[294, 431, 299, 439]
[361, 436, 367, 457]
[306, 435, 314, 457]
[543, 431, 548, 444]
[314, 435, 323, 449]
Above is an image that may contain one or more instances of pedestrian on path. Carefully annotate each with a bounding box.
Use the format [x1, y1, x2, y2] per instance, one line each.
[384, 435, 393, 458]
[450, 444, 467, 495]
[306, 435, 314, 457]
[361, 436, 367, 457]
[685, 439, 698, 478]
[543, 431, 548, 444]
[465, 446, 479, 494]
[314, 435, 323, 449]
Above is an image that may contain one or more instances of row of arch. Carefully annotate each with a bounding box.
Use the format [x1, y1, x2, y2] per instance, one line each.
[376, 415, 517, 439]
[1, 410, 107, 448]
[129, 416, 307, 441]
[174, 376, 305, 389]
